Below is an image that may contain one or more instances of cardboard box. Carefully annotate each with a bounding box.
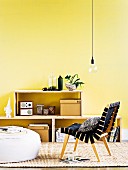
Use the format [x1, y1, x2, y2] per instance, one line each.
[28, 124, 49, 142]
[60, 99, 81, 116]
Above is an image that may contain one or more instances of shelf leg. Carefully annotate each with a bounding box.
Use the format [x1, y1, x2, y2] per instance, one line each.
[52, 118, 55, 142]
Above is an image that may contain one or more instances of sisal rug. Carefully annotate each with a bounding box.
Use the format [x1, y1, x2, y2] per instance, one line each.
[0, 142, 128, 168]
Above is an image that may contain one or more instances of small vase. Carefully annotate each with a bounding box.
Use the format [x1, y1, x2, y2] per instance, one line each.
[65, 83, 76, 91]
[58, 76, 63, 91]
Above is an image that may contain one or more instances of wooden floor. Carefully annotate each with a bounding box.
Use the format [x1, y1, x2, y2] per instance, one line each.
[0, 168, 128, 170]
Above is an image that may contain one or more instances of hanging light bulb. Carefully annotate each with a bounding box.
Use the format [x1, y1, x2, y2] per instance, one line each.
[89, 56, 97, 73]
[89, 0, 97, 73]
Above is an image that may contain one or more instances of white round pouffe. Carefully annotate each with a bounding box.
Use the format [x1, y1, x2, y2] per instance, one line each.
[0, 126, 41, 163]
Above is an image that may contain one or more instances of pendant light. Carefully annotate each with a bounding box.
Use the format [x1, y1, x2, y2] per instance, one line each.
[89, 0, 97, 73]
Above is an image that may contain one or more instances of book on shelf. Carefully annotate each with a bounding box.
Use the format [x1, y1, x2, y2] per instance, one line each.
[28, 124, 49, 127]
[107, 126, 120, 142]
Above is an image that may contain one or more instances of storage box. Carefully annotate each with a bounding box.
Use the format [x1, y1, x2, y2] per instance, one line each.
[28, 124, 49, 142]
[60, 99, 81, 116]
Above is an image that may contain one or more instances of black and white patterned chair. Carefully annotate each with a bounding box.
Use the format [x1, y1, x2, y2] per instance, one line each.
[60, 102, 120, 162]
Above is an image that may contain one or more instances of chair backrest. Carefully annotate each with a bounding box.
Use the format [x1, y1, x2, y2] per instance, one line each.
[103, 101, 120, 133]
[93, 101, 120, 143]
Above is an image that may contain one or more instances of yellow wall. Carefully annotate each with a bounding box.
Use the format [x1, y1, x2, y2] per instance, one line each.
[0, 0, 128, 128]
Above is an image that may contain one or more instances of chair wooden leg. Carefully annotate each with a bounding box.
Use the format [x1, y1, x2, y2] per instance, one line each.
[74, 138, 79, 152]
[60, 134, 69, 159]
[91, 143, 100, 162]
[102, 136, 111, 156]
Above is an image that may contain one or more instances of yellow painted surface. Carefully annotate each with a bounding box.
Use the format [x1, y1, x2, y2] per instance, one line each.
[0, 0, 128, 128]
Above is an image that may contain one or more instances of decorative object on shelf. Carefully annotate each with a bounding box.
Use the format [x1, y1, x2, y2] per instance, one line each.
[42, 87, 59, 91]
[89, 0, 97, 73]
[65, 74, 84, 91]
[19, 101, 33, 116]
[42, 87, 48, 91]
[20, 101, 33, 108]
[43, 109, 49, 115]
[20, 109, 33, 116]
[65, 83, 76, 91]
[48, 106, 55, 115]
[58, 75, 63, 91]
[36, 104, 44, 115]
[48, 73, 57, 90]
[42, 73, 59, 91]
[4, 97, 12, 118]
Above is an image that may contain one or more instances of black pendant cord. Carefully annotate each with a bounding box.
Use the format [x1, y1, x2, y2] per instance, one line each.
[92, 0, 93, 59]
[91, 0, 94, 64]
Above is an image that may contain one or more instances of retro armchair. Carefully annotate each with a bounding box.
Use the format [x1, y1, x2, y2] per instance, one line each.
[60, 102, 120, 162]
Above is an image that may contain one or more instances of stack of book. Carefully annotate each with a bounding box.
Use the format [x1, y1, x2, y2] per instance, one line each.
[107, 126, 120, 142]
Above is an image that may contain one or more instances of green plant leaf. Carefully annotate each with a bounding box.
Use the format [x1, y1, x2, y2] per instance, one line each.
[73, 78, 80, 84]
[75, 82, 84, 88]
[70, 74, 78, 83]
[65, 75, 71, 80]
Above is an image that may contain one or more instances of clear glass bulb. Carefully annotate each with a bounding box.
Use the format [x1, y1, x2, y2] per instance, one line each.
[89, 57, 97, 73]
[89, 63, 97, 73]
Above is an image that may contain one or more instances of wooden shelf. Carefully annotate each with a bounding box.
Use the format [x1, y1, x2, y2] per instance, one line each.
[0, 90, 122, 142]
[14, 90, 83, 93]
[0, 115, 121, 119]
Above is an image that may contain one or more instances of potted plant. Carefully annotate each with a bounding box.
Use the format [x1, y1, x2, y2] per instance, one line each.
[65, 74, 84, 91]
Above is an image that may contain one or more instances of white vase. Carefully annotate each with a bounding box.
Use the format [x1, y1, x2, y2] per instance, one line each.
[65, 83, 76, 91]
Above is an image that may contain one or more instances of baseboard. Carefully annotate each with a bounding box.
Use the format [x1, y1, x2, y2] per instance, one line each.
[122, 129, 128, 141]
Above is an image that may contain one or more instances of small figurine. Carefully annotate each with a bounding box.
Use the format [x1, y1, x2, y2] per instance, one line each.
[4, 97, 12, 118]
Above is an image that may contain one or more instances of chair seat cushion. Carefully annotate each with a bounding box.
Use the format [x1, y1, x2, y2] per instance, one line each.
[78, 117, 101, 133]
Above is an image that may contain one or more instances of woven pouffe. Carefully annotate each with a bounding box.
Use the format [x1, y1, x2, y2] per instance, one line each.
[0, 126, 41, 163]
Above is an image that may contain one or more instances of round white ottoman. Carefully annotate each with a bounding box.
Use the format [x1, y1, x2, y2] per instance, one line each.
[0, 126, 41, 163]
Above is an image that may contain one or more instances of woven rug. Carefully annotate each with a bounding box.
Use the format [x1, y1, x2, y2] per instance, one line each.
[0, 142, 128, 168]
